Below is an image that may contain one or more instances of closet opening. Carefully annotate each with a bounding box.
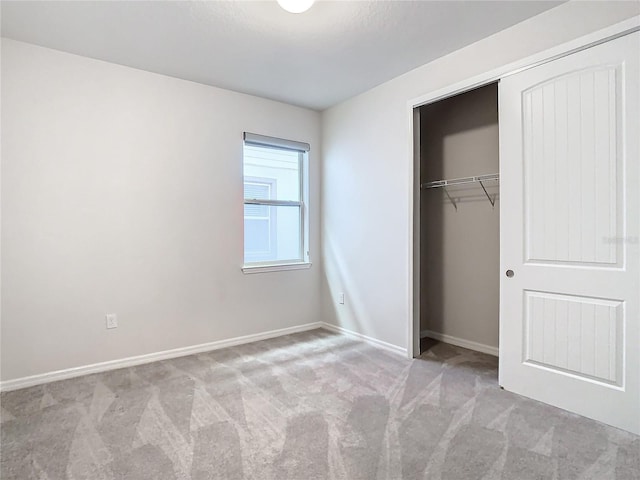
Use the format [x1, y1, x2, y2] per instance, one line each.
[415, 82, 500, 359]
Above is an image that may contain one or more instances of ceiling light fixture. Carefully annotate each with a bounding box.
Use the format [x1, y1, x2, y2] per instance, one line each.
[277, 0, 315, 14]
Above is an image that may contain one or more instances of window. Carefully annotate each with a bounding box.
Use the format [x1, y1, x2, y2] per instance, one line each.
[244, 178, 276, 261]
[242, 133, 310, 272]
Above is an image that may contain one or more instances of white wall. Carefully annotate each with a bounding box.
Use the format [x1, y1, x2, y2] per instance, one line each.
[321, 2, 640, 350]
[0, 39, 321, 381]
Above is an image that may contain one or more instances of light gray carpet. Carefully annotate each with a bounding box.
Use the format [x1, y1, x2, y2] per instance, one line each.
[1, 329, 638, 479]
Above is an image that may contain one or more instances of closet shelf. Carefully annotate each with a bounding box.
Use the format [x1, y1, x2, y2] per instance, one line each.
[421, 173, 499, 189]
[421, 173, 499, 209]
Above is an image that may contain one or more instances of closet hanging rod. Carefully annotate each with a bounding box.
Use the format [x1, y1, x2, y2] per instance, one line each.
[420, 173, 499, 190]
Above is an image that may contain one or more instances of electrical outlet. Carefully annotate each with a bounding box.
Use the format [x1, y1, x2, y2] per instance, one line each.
[339, 293, 345, 305]
[105, 314, 118, 329]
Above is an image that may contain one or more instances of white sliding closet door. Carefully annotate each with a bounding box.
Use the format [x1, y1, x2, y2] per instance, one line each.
[499, 32, 639, 434]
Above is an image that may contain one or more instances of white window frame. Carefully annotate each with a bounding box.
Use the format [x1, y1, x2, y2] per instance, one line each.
[242, 132, 311, 273]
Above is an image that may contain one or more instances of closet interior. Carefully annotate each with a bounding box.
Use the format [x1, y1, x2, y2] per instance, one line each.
[419, 82, 500, 356]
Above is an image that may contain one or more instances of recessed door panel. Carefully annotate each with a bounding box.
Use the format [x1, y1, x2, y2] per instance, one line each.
[524, 291, 622, 386]
[523, 67, 621, 266]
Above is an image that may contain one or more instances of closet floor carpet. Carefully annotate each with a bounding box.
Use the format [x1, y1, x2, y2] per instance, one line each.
[1, 329, 638, 479]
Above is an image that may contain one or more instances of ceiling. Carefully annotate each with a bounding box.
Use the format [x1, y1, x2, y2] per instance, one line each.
[1, 1, 563, 111]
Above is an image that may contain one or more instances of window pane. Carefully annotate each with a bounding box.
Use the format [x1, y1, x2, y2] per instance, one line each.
[244, 217, 271, 258]
[244, 180, 272, 219]
[244, 182, 270, 201]
[244, 203, 268, 217]
[244, 205, 301, 263]
[243, 145, 300, 201]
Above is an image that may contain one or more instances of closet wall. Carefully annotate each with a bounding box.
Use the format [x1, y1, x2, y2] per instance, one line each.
[420, 83, 499, 351]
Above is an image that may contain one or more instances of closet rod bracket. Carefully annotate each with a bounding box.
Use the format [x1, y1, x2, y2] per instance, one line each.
[478, 179, 496, 208]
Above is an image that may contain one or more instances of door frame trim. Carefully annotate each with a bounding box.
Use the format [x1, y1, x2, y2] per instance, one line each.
[407, 16, 640, 359]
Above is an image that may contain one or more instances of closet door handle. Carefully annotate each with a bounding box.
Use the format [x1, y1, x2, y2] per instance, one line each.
[505, 269, 514, 278]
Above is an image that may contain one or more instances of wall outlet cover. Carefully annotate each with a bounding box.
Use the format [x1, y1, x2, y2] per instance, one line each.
[105, 314, 118, 329]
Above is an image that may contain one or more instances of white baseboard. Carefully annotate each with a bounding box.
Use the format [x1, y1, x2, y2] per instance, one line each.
[0, 321, 409, 392]
[420, 330, 499, 357]
[0, 322, 324, 392]
[321, 322, 407, 357]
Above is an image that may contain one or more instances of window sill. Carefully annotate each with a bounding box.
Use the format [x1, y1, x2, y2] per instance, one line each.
[242, 262, 312, 274]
